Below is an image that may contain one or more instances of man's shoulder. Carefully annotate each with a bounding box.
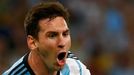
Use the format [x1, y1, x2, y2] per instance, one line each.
[61, 51, 91, 75]
[67, 51, 79, 60]
[2, 55, 26, 75]
[61, 58, 90, 75]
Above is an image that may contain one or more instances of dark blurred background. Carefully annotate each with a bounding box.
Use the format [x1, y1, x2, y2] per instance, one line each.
[0, 0, 134, 75]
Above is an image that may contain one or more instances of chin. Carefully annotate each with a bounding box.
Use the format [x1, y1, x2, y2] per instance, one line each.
[54, 65, 64, 71]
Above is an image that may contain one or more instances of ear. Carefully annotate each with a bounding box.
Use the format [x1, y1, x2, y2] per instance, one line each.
[27, 35, 38, 50]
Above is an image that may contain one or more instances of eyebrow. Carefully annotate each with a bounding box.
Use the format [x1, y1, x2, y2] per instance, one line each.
[64, 29, 70, 33]
[46, 29, 70, 34]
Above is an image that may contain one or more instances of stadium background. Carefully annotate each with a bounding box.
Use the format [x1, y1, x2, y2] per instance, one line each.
[0, 0, 134, 75]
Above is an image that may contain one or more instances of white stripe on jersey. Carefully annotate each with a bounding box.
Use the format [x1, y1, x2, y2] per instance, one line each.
[17, 67, 27, 75]
[66, 58, 81, 75]
[3, 56, 25, 75]
[10, 64, 25, 75]
[76, 60, 91, 75]
[60, 58, 91, 75]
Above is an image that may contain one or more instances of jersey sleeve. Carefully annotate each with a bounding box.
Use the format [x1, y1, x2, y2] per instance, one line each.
[65, 51, 91, 75]
[61, 57, 91, 75]
[76, 60, 91, 75]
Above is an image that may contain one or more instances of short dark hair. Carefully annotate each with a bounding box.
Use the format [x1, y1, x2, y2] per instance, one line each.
[24, 1, 69, 39]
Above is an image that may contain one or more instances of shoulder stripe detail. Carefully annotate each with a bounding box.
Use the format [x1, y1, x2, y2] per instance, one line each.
[76, 60, 91, 75]
[9, 62, 23, 75]
[25, 71, 31, 75]
[10, 64, 24, 75]
[17, 68, 27, 75]
[6, 56, 24, 75]
[67, 52, 79, 60]
[61, 64, 70, 75]
[75, 60, 82, 75]
[66, 58, 80, 75]
[21, 69, 28, 75]
[14, 64, 26, 75]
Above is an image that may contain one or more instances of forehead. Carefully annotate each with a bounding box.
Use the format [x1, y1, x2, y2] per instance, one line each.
[39, 17, 68, 32]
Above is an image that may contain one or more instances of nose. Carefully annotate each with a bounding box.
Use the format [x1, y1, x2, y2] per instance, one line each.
[58, 45, 64, 48]
[57, 36, 65, 49]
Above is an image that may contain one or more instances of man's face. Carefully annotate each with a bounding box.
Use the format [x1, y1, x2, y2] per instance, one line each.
[35, 17, 71, 70]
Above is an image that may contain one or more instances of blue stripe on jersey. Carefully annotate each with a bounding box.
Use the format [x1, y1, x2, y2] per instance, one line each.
[25, 71, 31, 75]
[17, 68, 27, 75]
[75, 60, 82, 75]
[20, 69, 28, 75]
[61, 64, 70, 75]
[8, 56, 24, 75]
[10, 64, 25, 75]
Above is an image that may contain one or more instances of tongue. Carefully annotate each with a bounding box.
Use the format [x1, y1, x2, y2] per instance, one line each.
[57, 52, 66, 66]
[58, 59, 65, 66]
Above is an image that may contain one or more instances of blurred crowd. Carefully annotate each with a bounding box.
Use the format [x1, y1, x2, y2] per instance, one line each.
[0, 0, 134, 75]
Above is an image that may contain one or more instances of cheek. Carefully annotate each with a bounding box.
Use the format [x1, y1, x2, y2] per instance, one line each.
[66, 37, 71, 49]
[37, 40, 57, 58]
[39, 39, 56, 50]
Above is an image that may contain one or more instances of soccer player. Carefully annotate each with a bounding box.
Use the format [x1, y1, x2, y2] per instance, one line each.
[3, 1, 91, 75]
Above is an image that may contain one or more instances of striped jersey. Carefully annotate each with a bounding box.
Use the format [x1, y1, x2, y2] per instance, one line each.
[3, 51, 91, 75]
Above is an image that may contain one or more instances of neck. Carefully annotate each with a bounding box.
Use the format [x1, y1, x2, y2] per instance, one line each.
[28, 51, 57, 75]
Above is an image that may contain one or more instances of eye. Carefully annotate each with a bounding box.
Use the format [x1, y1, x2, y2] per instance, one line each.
[47, 32, 58, 39]
[63, 31, 70, 37]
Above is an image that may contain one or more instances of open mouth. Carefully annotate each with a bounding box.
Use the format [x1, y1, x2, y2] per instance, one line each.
[57, 52, 66, 61]
[57, 51, 67, 66]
